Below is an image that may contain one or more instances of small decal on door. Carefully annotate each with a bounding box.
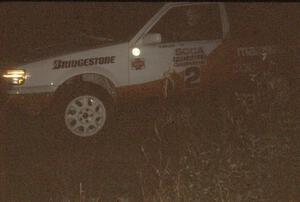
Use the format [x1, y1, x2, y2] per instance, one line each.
[131, 58, 145, 70]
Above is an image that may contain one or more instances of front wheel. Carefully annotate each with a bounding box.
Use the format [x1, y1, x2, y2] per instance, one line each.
[64, 95, 107, 137]
[48, 83, 114, 140]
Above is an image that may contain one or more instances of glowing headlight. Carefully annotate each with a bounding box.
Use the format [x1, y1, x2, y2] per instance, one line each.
[3, 69, 27, 85]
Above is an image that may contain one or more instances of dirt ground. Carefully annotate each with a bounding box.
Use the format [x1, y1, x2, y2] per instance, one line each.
[0, 97, 299, 202]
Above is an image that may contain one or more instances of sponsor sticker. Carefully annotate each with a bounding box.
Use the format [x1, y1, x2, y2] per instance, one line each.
[131, 58, 145, 70]
[172, 47, 207, 89]
[173, 47, 207, 68]
[53, 56, 116, 70]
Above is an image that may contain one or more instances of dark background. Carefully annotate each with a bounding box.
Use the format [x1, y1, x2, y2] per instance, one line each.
[0, 2, 163, 65]
[1, 2, 299, 66]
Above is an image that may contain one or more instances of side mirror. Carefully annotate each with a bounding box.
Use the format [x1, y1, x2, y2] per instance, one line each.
[142, 33, 162, 45]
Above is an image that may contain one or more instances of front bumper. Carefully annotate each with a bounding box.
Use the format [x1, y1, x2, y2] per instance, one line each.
[0, 79, 9, 108]
[5, 93, 54, 116]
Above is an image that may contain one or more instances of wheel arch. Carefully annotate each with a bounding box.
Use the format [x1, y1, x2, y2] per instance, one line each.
[54, 73, 118, 100]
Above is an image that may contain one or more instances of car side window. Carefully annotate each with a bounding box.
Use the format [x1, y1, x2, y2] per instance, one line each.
[149, 4, 223, 43]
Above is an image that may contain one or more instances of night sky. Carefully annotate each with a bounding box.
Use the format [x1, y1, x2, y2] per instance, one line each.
[1, 2, 299, 66]
[0, 2, 163, 64]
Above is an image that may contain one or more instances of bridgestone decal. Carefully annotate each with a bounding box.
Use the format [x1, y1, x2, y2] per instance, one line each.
[53, 56, 116, 70]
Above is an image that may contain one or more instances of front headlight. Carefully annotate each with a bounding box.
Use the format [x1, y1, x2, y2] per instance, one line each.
[2, 69, 27, 85]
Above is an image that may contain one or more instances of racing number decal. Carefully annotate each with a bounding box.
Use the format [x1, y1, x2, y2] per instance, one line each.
[173, 47, 205, 89]
[184, 66, 200, 88]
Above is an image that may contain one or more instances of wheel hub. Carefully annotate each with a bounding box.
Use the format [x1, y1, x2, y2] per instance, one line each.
[78, 108, 94, 123]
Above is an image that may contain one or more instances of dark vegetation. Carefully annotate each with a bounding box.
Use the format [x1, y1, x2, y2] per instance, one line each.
[0, 84, 299, 201]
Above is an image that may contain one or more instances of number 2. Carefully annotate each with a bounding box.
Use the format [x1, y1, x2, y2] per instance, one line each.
[184, 66, 200, 88]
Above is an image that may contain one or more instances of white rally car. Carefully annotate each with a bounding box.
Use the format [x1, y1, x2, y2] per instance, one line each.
[2, 2, 230, 138]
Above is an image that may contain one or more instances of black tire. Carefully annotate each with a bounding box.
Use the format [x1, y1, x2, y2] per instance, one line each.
[45, 82, 114, 143]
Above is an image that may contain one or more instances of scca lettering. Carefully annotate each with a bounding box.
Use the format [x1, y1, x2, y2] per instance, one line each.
[53, 56, 116, 69]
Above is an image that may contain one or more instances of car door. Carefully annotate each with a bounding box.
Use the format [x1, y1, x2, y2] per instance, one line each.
[129, 3, 225, 97]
